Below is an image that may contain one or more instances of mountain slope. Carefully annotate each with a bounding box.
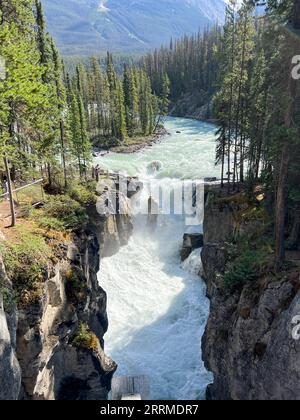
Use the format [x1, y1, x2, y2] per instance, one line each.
[42, 0, 226, 55]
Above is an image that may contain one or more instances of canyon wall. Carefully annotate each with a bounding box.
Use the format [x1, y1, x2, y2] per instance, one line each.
[201, 189, 300, 400]
[0, 260, 21, 400]
[0, 177, 138, 400]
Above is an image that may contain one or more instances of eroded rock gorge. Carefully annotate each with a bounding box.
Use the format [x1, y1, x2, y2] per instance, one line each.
[201, 189, 300, 400]
[0, 176, 139, 400]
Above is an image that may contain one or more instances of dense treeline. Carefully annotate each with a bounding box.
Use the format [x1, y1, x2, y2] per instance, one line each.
[0, 0, 91, 198]
[73, 55, 169, 148]
[142, 26, 222, 116]
[0, 0, 168, 223]
[64, 53, 141, 76]
[214, 0, 300, 265]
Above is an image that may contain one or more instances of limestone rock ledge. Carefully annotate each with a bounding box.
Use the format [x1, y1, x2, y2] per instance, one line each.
[0, 177, 139, 400]
[0, 259, 21, 400]
[201, 190, 300, 400]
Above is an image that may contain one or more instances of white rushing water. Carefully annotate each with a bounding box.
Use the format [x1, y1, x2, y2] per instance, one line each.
[96, 117, 219, 400]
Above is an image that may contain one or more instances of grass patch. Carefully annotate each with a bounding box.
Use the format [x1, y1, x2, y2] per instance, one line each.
[0, 224, 52, 308]
[72, 322, 98, 351]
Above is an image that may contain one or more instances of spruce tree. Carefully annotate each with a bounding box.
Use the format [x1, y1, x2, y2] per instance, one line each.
[123, 65, 139, 136]
[51, 41, 69, 187]
[0, 0, 52, 224]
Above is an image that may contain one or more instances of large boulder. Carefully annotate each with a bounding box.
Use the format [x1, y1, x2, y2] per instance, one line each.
[180, 233, 203, 261]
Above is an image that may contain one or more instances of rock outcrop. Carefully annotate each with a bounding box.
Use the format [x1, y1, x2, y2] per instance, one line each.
[201, 190, 300, 400]
[0, 175, 140, 400]
[0, 259, 21, 400]
[180, 233, 203, 261]
[170, 93, 216, 122]
[15, 230, 115, 401]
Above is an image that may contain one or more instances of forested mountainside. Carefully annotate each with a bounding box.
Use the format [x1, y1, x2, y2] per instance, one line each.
[42, 0, 226, 55]
[142, 27, 222, 118]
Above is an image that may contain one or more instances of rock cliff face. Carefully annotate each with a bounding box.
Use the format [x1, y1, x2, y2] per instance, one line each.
[201, 190, 300, 400]
[0, 260, 21, 400]
[170, 94, 215, 122]
[0, 178, 138, 400]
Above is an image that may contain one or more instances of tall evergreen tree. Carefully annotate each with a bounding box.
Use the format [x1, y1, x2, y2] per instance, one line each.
[0, 0, 51, 224]
[123, 65, 139, 136]
[51, 41, 69, 187]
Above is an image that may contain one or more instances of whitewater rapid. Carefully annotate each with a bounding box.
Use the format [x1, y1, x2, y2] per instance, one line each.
[96, 117, 219, 400]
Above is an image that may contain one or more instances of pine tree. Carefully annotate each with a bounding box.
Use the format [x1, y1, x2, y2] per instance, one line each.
[214, 0, 238, 188]
[35, 0, 47, 79]
[161, 73, 170, 118]
[232, 3, 255, 185]
[51, 41, 69, 187]
[123, 65, 139, 136]
[69, 88, 82, 174]
[115, 79, 128, 142]
[0, 0, 51, 224]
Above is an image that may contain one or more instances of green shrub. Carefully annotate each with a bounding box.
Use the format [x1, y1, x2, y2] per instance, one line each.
[38, 216, 66, 231]
[238, 206, 268, 223]
[72, 322, 98, 351]
[43, 195, 87, 229]
[65, 268, 88, 305]
[0, 287, 17, 314]
[85, 180, 98, 193]
[224, 238, 273, 290]
[69, 184, 97, 207]
[224, 248, 260, 289]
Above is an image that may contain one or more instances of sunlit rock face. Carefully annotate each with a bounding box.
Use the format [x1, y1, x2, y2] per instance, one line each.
[0, 260, 21, 400]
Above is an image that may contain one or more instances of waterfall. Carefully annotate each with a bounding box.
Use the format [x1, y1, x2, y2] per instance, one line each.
[97, 117, 218, 400]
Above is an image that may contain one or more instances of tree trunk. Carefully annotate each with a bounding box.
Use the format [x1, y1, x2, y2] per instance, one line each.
[275, 143, 290, 265]
[221, 136, 225, 188]
[4, 155, 16, 227]
[47, 163, 52, 186]
[233, 15, 247, 188]
[227, 10, 236, 193]
[293, 0, 300, 29]
[60, 119, 68, 188]
[287, 205, 300, 250]
[240, 135, 245, 183]
[275, 34, 298, 267]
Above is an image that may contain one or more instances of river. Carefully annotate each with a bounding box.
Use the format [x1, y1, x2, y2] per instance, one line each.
[96, 117, 219, 400]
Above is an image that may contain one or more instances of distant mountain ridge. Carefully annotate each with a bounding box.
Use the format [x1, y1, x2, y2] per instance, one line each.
[42, 0, 226, 55]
